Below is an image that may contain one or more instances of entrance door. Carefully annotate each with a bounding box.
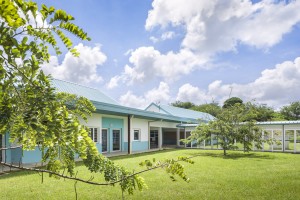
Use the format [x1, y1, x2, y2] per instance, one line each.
[112, 130, 121, 151]
[150, 130, 158, 149]
[102, 129, 108, 153]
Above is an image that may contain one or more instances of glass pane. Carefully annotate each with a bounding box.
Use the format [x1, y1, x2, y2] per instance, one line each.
[263, 130, 272, 151]
[273, 130, 283, 151]
[94, 128, 98, 142]
[102, 129, 108, 152]
[134, 130, 139, 140]
[150, 130, 158, 149]
[179, 131, 185, 146]
[113, 130, 120, 151]
[296, 130, 300, 152]
[285, 130, 294, 151]
[185, 132, 191, 147]
[89, 128, 93, 140]
[211, 134, 218, 149]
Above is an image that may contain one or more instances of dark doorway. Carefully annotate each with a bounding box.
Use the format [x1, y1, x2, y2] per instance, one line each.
[162, 128, 177, 146]
[150, 130, 158, 149]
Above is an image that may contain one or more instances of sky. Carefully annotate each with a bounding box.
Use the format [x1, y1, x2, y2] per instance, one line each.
[39, 0, 300, 109]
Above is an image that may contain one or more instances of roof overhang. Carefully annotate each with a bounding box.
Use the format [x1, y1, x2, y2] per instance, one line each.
[91, 101, 199, 123]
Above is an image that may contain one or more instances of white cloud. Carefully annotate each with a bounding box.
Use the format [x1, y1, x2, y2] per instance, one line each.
[106, 75, 121, 89]
[119, 91, 147, 108]
[146, 0, 300, 52]
[108, 46, 208, 86]
[161, 31, 175, 40]
[176, 57, 300, 108]
[112, 0, 300, 87]
[150, 36, 159, 43]
[119, 82, 170, 108]
[42, 43, 107, 84]
[176, 83, 212, 104]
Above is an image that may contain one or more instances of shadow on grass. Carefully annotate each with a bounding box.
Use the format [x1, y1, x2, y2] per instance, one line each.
[110, 148, 181, 161]
[185, 150, 276, 160]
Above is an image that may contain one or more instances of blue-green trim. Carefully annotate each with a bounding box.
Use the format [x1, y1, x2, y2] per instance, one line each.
[22, 147, 42, 164]
[132, 141, 148, 152]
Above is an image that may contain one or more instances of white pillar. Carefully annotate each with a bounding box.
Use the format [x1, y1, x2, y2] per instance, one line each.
[176, 128, 180, 147]
[158, 127, 162, 149]
[271, 130, 274, 152]
[294, 130, 297, 153]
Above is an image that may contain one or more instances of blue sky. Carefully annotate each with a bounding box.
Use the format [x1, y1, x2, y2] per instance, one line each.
[39, 0, 300, 109]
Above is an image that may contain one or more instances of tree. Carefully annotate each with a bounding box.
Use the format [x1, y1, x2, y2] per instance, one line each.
[192, 103, 221, 117]
[185, 103, 262, 155]
[223, 97, 243, 108]
[0, 0, 193, 197]
[280, 101, 300, 120]
[171, 101, 195, 109]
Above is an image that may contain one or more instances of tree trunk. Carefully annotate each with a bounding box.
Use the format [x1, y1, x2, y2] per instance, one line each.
[223, 148, 227, 156]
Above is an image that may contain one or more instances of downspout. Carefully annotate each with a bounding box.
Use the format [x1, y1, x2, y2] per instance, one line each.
[128, 115, 131, 155]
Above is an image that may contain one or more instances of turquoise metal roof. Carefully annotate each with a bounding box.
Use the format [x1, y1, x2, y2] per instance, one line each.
[146, 103, 215, 122]
[51, 79, 120, 105]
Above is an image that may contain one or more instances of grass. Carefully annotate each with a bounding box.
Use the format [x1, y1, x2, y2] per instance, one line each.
[1, 149, 300, 200]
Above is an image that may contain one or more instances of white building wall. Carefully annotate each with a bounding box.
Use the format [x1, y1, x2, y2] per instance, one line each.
[132, 118, 149, 142]
[149, 121, 178, 128]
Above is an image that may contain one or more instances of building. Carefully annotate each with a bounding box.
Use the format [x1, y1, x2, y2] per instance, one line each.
[1, 79, 214, 164]
[2, 79, 299, 165]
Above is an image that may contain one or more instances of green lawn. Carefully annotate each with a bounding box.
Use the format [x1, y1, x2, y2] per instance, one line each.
[1, 149, 300, 200]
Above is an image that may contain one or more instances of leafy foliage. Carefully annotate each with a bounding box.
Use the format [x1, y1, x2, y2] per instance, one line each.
[280, 101, 300, 120]
[223, 97, 243, 108]
[184, 103, 264, 155]
[171, 101, 195, 109]
[0, 1, 192, 195]
[192, 103, 221, 117]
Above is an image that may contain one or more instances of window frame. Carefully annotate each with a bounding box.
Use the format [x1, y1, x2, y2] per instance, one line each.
[133, 129, 141, 141]
[101, 128, 108, 153]
[112, 129, 121, 152]
[89, 127, 99, 143]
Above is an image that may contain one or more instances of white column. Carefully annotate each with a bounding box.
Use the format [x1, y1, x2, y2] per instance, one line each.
[158, 127, 162, 149]
[271, 130, 274, 152]
[176, 128, 180, 147]
[294, 130, 297, 153]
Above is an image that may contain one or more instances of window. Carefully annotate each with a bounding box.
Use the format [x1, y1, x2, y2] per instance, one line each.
[89, 127, 98, 143]
[133, 129, 140, 141]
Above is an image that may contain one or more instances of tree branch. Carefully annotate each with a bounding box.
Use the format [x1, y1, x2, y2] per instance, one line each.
[0, 154, 198, 186]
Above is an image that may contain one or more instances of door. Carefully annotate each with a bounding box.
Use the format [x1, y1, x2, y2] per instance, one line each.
[150, 130, 158, 149]
[112, 130, 121, 151]
[102, 129, 108, 153]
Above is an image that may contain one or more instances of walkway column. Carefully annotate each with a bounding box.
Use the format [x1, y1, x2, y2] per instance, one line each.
[176, 128, 180, 147]
[158, 127, 162, 149]
[127, 115, 131, 154]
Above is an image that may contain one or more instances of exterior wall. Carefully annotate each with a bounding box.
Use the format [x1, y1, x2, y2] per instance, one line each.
[149, 121, 178, 128]
[131, 118, 149, 152]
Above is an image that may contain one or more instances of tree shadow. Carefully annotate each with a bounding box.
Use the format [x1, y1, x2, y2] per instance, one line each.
[186, 150, 276, 160]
